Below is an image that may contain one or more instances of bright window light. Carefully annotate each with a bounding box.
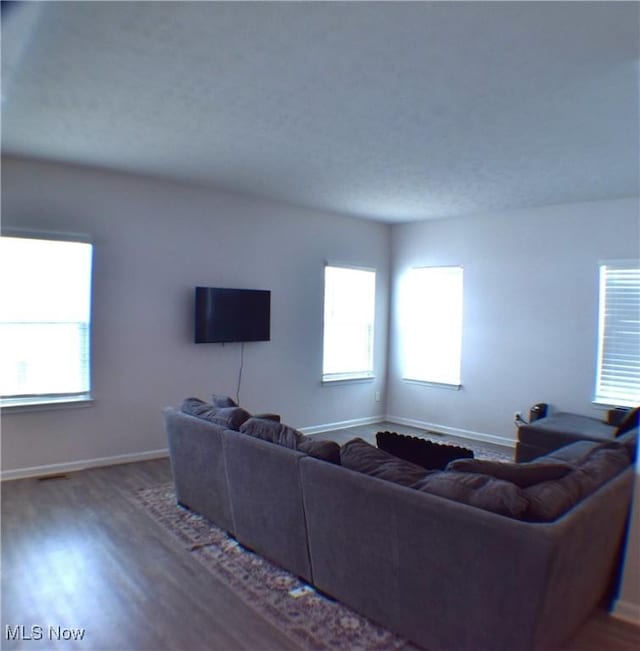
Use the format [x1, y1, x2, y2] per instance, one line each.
[595, 261, 640, 407]
[0, 236, 93, 405]
[322, 265, 375, 381]
[400, 266, 463, 387]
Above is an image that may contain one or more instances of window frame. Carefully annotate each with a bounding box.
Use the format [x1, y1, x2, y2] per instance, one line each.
[321, 263, 376, 383]
[594, 260, 640, 408]
[0, 230, 94, 410]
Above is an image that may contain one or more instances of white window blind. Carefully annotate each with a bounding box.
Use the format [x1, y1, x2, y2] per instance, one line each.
[0, 235, 93, 406]
[595, 262, 640, 407]
[322, 265, 375, 381]
[400, 266, 464, 387]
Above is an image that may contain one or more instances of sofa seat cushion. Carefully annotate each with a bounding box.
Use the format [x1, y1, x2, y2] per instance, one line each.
[341, 437, 426, 487]
[181, 397, 251, 430]
[524, 444, 630, 522]
[240, 417, 340, 463]
[446, 458, 573, 488]
[376, 430, 473, 470]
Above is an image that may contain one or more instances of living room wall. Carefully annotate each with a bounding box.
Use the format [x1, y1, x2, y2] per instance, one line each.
[387, 197, 640, 445]
[1, 156, 390, 476]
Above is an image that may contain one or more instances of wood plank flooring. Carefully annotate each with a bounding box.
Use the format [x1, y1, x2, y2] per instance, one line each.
[2, 424, 639, 650]
[2, 459, 299, 651]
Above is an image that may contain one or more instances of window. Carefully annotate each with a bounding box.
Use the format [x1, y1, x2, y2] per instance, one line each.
[322, 265, 375, 381]
[0, 235, 93, 407]
[400, 266, 463, 387]
[595, 261, 640, 407]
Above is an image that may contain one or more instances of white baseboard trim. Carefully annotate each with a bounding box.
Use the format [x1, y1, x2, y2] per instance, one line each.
[1, 415, 513, 479]
[385, 415, 516, 449]
[612, 599, 640, 626]
[300, 416, 383, 436]
[1, 448, 169, 481]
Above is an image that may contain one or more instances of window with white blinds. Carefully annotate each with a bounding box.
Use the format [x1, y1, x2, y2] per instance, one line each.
[322, 265, 376, 382]
[0, 235, 93, 407]
[400, 266, 464, 387]
[594, 261, 640, 407]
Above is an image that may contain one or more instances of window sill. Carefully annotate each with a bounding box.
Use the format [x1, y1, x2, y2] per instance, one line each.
[592, 399, 638, 410]
[322, 374, 375, 385]
[402, 378, 462, 391]
[1, 395, 94, 413]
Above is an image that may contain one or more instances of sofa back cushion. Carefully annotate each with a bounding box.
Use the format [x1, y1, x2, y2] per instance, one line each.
[240, 417, 301, 448]
[412, 471, 530, 518]
[298, 438, 341, 464]
[211, 394, 238, 408]
[181, 397, 218, 419]
[341, 437, 426, 487]
[524, 445, 630, 521]
[341, 438, 529, 517]
[446, 458, 573, 488]
[181, 397, 250, 430]
[240, 417, 340, 463]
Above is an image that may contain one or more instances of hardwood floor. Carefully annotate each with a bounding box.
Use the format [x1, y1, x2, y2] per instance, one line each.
[2, 440, 639, 650]
[2, 459, 299, 651]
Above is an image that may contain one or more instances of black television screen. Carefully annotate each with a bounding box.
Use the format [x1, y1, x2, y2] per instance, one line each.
[194, 287, 271, 343]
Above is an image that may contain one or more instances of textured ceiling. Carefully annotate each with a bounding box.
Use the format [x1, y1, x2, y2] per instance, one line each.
[2, 1, 639, 223]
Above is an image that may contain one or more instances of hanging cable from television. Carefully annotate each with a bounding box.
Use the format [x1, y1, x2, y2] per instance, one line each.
[236, 342, 244, 406]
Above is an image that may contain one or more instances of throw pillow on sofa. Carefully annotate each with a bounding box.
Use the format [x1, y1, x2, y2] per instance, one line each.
[446, 458, 574, 488]
[341, 438, 427, 487]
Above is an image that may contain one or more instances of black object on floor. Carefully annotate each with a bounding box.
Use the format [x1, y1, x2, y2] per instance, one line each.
[376, 430, 474, 470]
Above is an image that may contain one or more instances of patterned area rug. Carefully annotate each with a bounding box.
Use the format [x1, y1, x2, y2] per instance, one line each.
[134, 484, 406, 651]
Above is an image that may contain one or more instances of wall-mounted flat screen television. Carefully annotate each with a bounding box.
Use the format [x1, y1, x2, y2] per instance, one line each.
[194, 286, 271, 343]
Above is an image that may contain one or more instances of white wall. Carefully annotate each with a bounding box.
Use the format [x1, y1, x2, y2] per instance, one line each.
[388, 198, 640, 444]
[1, 156, 390, 475]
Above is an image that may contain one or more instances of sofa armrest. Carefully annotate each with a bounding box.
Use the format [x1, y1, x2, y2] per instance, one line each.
[164, 407, 235, 533]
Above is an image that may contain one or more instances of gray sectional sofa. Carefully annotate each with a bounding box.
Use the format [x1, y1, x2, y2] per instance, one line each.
[165, 404, 636, 651]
